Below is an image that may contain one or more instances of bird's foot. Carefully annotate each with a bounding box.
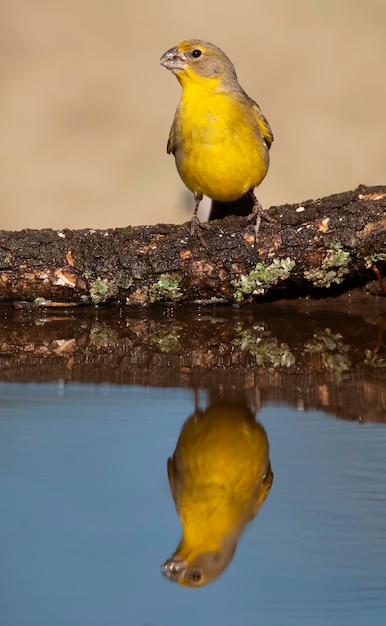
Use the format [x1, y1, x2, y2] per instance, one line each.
[190, 214, 211, 251]
[246, 205, 262, 244]
[247, 194, 274, 244]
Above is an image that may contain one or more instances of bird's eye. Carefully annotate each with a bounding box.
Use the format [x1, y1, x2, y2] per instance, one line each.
[191, 570, 202, 582]
[192, 49, 202, 58]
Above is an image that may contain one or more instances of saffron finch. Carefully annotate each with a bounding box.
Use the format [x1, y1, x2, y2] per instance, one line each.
[160, 39, 273, 240]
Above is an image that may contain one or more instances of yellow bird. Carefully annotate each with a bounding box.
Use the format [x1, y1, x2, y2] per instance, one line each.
[161, 402, 273, 587]
[160, 39, 273, 239]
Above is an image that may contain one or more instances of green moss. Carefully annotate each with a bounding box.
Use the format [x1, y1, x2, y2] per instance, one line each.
[304, 243, 351, 288]
[89, 277, 118, 304]
[150, 273, 183, 302]
[364, 252, 386, 269]
[232, 257, 295, 302]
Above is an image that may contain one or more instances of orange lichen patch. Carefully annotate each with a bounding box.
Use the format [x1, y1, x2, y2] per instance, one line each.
[179, 249, 192, 260]
[66, 250, 75, 266]
[243, 233, 254, 245]
[318, 217, 330, 233]
[25, 272, 40, 281]
[303, 250, 326, 265]
[128, 287, 148, 305]
[53, 269, 77, 288]
[17, 270, 51, 282]
[191, 259, 216, 276]
[269, 233, 283, 250]
[218, 269, 228, 282]
[139, 234, 165, 254]
[139, 243, 158, 253]
[358, 192, 386, 201]
[357, 218, 386, 238]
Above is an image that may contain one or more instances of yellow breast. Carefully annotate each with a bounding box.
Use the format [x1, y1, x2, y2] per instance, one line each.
[173, 80, 269, 202]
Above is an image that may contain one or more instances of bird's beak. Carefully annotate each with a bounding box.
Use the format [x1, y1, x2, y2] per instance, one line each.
[160, 47, 187, 73]
[160, 556, 187, 582]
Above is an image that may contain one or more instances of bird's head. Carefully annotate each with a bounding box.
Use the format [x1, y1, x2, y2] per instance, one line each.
[161, 547, 235, 587]
[160, 39, 237, 87]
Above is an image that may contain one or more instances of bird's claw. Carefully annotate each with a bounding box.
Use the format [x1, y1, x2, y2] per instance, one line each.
[190, 215, 211, 251]
[247, 193, 275, 245]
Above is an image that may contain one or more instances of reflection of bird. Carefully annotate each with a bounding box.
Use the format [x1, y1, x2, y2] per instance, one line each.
[160, 39, 273, 239]
[161, 403, 273, 587]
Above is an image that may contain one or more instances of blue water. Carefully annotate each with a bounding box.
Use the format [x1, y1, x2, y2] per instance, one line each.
[0, 383, 385, 626]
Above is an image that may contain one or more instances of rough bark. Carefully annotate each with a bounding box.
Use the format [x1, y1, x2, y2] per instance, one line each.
[0, 184, 385, 306]
[0, 186, 386, 306]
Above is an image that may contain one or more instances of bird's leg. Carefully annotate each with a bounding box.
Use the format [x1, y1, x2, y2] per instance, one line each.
[190, 192, 210, 250]
[247, 190, 273, 243]
[190, 192, 203, 236]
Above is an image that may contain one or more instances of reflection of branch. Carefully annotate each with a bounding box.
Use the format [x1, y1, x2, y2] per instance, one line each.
[304, 329, 351, 378]
[234, 325, 295, 368]
[373, 266, 386, 295]
[0, 185, 386, 305]
[1, 304, 386, 422]
[373, 319, 386, 354]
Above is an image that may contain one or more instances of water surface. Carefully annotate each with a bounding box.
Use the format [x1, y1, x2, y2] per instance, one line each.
[1, 382, 385, 625]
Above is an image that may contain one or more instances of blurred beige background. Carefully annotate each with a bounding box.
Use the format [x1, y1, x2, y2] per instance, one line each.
[0, 0, 385, 230]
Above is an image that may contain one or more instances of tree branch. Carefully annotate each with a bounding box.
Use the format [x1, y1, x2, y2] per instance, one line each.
[1, 184, 385, 306]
